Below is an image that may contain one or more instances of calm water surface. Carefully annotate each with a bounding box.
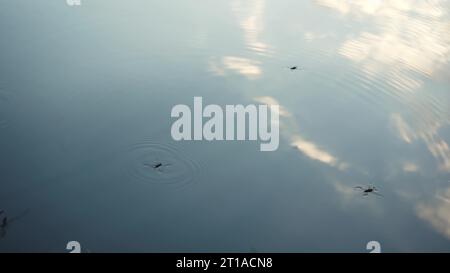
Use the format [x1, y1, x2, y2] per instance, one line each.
[0, 0, 449, 252]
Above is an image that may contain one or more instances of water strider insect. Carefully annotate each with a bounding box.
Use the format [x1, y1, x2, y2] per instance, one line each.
[354, 185, 383, 197]
[143, 162, 172, 172]
[287, 66, 303, 71]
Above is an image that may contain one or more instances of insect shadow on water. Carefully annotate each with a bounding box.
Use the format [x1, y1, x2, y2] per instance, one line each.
[0, 209, 30, 239]
[354, 185, 383, 197]
[126, 140, 203, 189]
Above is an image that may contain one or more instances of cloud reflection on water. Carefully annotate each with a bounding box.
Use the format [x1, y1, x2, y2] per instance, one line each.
[209, 56, 262, 79]
[254, 96, 350, 171]
[417, 188, 450, 240]
[315, 0, 450, 240]
[231, 0, 273, 56]
[391, 113, 450, 172]
[208, 0, 273, 80]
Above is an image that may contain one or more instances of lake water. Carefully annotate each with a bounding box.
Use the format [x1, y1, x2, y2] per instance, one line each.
[0, 0, 449, 252]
